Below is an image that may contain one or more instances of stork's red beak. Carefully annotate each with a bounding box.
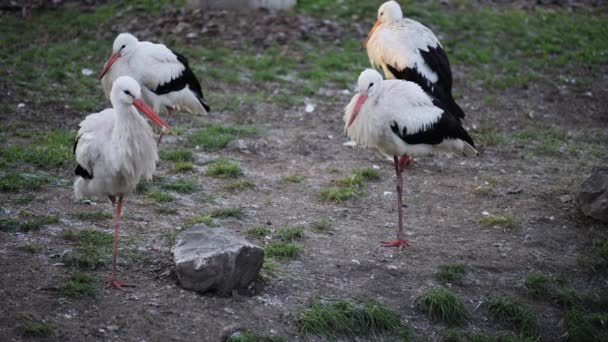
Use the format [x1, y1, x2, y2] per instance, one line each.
[348, 93, 369, 128]
[364, 20, 381, 48]
[132, 99, 173, 133]
[98, 53, 121, 80]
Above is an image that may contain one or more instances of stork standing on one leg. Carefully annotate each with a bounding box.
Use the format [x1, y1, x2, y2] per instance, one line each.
[98, 33, 210, 143]
[365, 1, 465, 121]
[344, 69, 478, 250]
[74, 76, 172, 288]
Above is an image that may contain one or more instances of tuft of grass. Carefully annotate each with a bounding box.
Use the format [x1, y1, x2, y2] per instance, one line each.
[61, 229, 113, 270]
[0, 129, 75, 169]
[320, 186, 357, 203]
[299, 298, 411, 339]
[260, 258, 285, 280]
[0, 216, 59, 232]
[72, 211, 112, 222]
[247, 225, 272, 238]
[162, 178, 197, 193]
[353, 168, 381, 181]
[170, 162, 194, 173]
[420, 288, 469, 326]
[207, 158, 243, 179]
[210, 208, 245, 219]
[524, 272, 551, 299]
[486, 296, 539, 337]
[592, 240, 608, 268]
[274, 226, 305, 241]
[479, 215, 517, 227]
[565, 310, 608, 341]
[311, 219, 333, 233]
[0, 172, 51, 192]
[189, 123, 257, 150]
[20, 321, 53, 337]
[264, 242, 302, 261]
[148, 190, 175, 203]
[223, 179, 255, 191]
[18, 244, 40, 253]
[185, 215, 216, 227]
[283, 175, 305, 183]
[554, 288, 581, 308]
[436, 263, 467, 284]
[160, 148, 193, 162]
[59, 273, 97, 297]
[227, 332, 286, 342]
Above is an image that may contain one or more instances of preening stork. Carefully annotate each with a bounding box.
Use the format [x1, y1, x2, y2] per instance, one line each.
[99, 33, 210, 142]
[344, 69, 477, 250]
[365, 1, 465, 120]
[74, 76, 172, 288]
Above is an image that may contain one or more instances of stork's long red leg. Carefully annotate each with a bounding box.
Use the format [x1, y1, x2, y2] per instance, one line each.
[156, 108, 174, 145]
[106, 196, 134, 289]
[380, 156, 411, 250]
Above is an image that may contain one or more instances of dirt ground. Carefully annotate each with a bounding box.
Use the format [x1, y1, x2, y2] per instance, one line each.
[1, 1, 608, 341]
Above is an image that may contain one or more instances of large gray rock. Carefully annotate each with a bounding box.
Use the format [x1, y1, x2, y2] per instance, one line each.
[576, 167, 608, 223]
[173, 225, 264, 295]
[187, 0, 296, 10]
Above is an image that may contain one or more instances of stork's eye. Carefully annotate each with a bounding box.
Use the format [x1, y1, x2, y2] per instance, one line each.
[369, 82, 374, 89]
[380, 11, 384, 16]
[124, 90, 133, 97]
[120, 44, 126, 50]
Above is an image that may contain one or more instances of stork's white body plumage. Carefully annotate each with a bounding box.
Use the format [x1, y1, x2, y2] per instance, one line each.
[365, 1, 465, 120]
[73, 76, 171, 288]
[99, 33, 210, 117]
[344, 69, 477, 250]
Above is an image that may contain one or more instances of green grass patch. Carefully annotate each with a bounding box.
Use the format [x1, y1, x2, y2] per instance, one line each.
[207, 158, 243, 178]
[524, 272, 551, 299]
[61, 229, 113, 270]
[299, 298, 411, 340]
[227, 332, 285, 342]
[0, 215, 59, 232]
[170, 162, 194, 173]
[0, 129, 76, 169]
[148, 190, 175, 203]
[486, 296, 539, 338]
[59, 273, 97, 298]
[162, 178, 197, 193]
[246, 225, 272, 238]
[19, 321, 54, 337]
[189, 123, 257, 150]
[282, 174, 305, 183]
[565, 310, 608, 341]
[436, 263, 467, 284]
[420, 288, 469, 326]
[18, 244, 40, 253]
[260, 258, 285, 280]
[479, 215, 517, 227]
[311, 219, 333, 232]
[320, 186, 357, 203]
[223, 179, 255, 191]
[160, 148, 193, 162]
[210, 208, 245, 219]
[185, 215, 215, 227]
[0, 172, 51, 192]
[72, 211, 112, 222]
[274, 226, 305, 241]
[264, 242, 302, 261]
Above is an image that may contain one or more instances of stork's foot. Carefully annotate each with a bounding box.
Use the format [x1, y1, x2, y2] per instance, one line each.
[106, 276, 134, 290]
[380, 239, 411, 250]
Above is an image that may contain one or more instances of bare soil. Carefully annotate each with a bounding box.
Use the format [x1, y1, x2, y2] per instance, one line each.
[1, 2, 607, 342]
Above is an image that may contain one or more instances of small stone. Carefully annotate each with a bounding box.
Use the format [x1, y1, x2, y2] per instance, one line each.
[576, 167, 608, 223]
[173, 225, 264, 295]
[305, 103, 315, 113]
[482, 211, 490, 216]
[81, 68, 94, 76]
[559, 194, 572, 203]
[383, 191, 393, 196]
[507, 187, 522, 194]
[17, 103, 25, 108]
[342, 140, 357, 147]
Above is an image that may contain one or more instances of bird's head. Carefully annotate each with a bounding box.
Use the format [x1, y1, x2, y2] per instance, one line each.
[365, 1, 403, 48]
[347, 69, 383, 128]
[98, 33, 139, 80]
[110, 76, 172, 132]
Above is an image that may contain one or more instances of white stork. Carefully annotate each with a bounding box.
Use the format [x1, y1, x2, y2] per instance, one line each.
[98, 33, 210, 142]
[344, 69, 477, 250]
[74, 76, 172, 289]
[365, 1, 465, 120]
